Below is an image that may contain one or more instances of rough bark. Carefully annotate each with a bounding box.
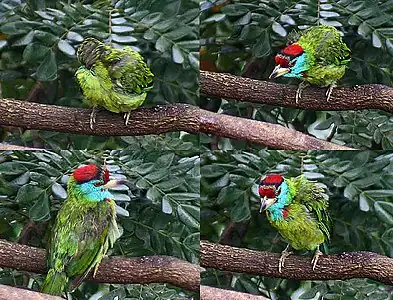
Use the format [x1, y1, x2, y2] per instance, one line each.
[0, 284, 62, 300]
[200, 285, 269, 300]
[200, 241, 393, 285]
[0, 99, 351, 150]
[0, 239, 200, 292]
[200, 70, 393, 113]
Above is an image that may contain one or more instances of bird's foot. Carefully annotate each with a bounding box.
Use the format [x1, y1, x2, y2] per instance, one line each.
[326, 84, 336, 102]
[311, 247, 323, 270]
[295, 81, 310, 104]
[124, 112, 131, 126]
[279, 244, 293, 273]
[90, 107, 97, 130]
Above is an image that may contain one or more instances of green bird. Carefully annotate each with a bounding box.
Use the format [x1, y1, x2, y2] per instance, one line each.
[269, 25, 351, 103]
[258, 174, 331, 273]
[41, 164, 122, 295]
[76, 38, 154, 129]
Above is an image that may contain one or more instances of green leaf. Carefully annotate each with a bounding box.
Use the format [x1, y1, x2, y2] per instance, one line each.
[155, 177, 185, 191]
[23, 43, 50, 63]
[172, 44, 184, 64]
[252, 30, 270, 58]
[58, 39, 75, 56]
[51, 182, 67, 199]
[15, 185, 45, 203]
[374, 201, 393, 225]
[29, 193, 50, 221]
[36, 50, 57, 81]
[0, 162, 29, 175]
[177, 204, 199, 229]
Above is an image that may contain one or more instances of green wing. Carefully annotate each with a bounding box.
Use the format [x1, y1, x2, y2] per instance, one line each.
[290, 175, 332, 241]
[298, 25, 351, 67]
[48, 199, 114, 291]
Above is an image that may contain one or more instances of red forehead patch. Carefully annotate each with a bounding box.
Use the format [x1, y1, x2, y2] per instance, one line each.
[262, 174, 284, 186]
[259, 186, 277, 198]
[275, 55, 289, 67]
[281, 44, 303, 57]
[73, 164, 100, 183]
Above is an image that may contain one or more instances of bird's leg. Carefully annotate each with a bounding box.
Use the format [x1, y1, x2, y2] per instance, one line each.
[124, 111, 131, 126]
[311, 246, 323, 270]
[278, 244, 293, 273]
[295, 81, 310, 104]
[325, 83, 336, 102]
[90, 106, 97, 130]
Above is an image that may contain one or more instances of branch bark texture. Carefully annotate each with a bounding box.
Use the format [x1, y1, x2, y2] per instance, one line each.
[200, 285, 269, 300]
[0, 239, 200, 292]
[200, 70, 393, 113]
[0, 284, 62, 300]
[0, 99, 351, 150]
[200, 241, 393, 285]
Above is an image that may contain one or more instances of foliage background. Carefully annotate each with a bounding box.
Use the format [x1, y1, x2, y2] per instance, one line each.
[0, 149, 200, 299]
[200, 0, 393, 150]
[0, 0, 199, 149]
[201, 150, 393, 299]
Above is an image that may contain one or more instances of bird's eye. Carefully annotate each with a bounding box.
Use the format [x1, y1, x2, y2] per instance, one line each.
[94, 181, 104, 187]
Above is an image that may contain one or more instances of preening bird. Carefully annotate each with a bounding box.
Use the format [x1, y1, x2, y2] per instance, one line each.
[258, 174, 331, 273]
[41, 164, 122, 295]
[269, 25, 351, 103]
[76, 38, 154, 129]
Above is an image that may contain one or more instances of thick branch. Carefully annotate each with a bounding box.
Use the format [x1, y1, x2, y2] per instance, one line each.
[0, 239, 200, 292]
[0, 99, 351, 150]
[0, 99, 199, 136]
[199, 110, 351, 150]
[200, 241, 393, 285]
[0, 285, 62, 300]
[200, 71, 393, 113]
[200, 285, 269, 300]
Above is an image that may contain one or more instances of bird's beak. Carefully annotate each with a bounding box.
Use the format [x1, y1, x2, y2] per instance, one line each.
[103, 179, 125, 189]
[259, 196, 276, 213]
[269, 65, 290, 79]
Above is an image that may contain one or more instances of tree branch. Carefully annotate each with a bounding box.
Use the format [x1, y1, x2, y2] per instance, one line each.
[0, 284, 62, 300]
[200, 70, 393, 113]
[0, 99, 352, 150]
[0, 239, 200, 292]
[200, 285, 269, 300]
[200, 241, 393, 285]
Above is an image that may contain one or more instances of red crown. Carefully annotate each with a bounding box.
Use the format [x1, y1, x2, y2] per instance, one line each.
[261, 174, 284, 186]
[281, 44, 303, 56]
[73, 164, 101, 183]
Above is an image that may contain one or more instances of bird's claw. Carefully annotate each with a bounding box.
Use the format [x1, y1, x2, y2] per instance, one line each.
[295, 82, 309, 104]
[325, 84, 336, 102]
[124, 112, 131, 126]
[311, 248, 323, 270]
[90, 107, 97, 130]
[278, 245, 292, 273]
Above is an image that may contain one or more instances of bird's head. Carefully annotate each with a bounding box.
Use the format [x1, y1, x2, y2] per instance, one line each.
[71, 164, 124, 201]
[77, 37, 105, 69]
[258, 174, 284, 212]
[269, 44, 307, 80]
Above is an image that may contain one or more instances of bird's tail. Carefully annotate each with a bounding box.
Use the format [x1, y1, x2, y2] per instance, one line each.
[41, 268, 68, 296]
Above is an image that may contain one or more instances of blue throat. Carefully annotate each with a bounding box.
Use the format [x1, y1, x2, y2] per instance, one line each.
[267, 181, 291, 221]
[283, 52, 308, 79]
[77, 180, 114, 202]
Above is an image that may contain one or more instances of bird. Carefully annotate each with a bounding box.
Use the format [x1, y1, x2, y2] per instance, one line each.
[269, 25, 351, 103]
[258, 174, 331, 273]
[41, 164, 122, 295]
[76, 38, 154, 129]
